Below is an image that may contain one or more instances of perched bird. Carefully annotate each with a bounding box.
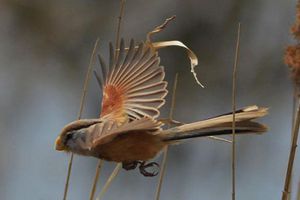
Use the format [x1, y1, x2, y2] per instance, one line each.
[55, 39, 268, 176]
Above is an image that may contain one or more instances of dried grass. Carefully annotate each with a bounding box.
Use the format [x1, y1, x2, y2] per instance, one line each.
[231, 22, 241, 200]
[62, 38, 100, 200]
[282, 1, 300, 199]
[155, 73, 179, 200]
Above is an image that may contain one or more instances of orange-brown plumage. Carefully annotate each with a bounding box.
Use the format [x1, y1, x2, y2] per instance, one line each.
[101, 85, 125, 118]
[93, 131, 166, 162]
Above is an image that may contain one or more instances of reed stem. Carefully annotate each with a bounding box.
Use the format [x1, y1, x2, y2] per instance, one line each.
[282, 100, 300, 200]
[62, 38, 100, 200]
[89, 160, 104, 200]
[231, 23, 241, 200]
[96, 163, 122, 200]
[90, 1, 126, 199]
[155, 73, 179, 200]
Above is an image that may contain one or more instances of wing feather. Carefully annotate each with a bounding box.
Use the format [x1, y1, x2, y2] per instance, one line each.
[99, 40, 168, 120]
[90, 117, 162, 148]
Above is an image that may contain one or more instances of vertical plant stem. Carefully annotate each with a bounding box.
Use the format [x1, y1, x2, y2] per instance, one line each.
[77, 39, 100, 120]
[297, 181, 300, 200]
[231, 23, 241, 200]
[282, 100, 300, 200]
[292, 85, 298, 129]
[89, 160, 104, 200]
[63, 153, 74, 200]
[96, 163, 122, 200]
[168, 74, 178, 125]
[155, 73, 179, 200]
[114, 0, 126, 60]
[62, 38, 100, 200]
[90, 1, 126, 199]
[288, 85, 298, 200]
[89, 71, 104, 200]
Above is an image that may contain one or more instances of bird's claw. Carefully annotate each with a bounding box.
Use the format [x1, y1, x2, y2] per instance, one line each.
[122, 161, 160, 177]
[139, 161, 160, 177]
[122, 161, 139, 170]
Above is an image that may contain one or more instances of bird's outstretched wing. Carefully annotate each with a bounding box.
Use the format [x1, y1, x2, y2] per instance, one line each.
[96, 39, 168, 123]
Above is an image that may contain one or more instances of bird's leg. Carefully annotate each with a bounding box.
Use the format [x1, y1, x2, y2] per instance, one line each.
[138, 161, 160, 177]
[122, 161, 139, 171]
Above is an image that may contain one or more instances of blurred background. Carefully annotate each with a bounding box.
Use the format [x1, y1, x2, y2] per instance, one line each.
[0, 0, 298, 199]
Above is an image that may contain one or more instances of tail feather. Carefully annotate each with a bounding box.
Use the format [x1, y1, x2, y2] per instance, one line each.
[160, 105, 268, 142]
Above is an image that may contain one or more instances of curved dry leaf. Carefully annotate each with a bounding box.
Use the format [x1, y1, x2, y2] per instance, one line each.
[151, 40, 204, 88]
[145, 16, 204, 87]
[146, 15, 176, 42]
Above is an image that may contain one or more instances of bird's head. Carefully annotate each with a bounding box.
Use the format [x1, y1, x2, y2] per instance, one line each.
[55, 119, 102, 152]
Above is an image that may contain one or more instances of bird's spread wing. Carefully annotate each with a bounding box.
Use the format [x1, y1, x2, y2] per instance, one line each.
[96, 39, 168, 122]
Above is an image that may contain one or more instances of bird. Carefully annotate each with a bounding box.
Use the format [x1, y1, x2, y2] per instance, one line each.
[55, 39, 268, 177]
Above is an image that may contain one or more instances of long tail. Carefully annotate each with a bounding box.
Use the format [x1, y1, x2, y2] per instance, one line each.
[159, 105, 268, 142]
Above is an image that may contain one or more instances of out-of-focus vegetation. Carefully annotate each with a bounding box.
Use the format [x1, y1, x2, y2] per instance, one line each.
[0, 0, 298, 200]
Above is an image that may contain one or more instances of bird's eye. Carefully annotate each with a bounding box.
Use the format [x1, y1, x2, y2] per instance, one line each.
[64, 133, 73, 144]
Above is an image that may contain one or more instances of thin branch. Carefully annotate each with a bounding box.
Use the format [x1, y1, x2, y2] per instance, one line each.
[63, 38, 100, 200]
[155, 73, 179, 200]
[282, 100, 300, 200]
[89, 160, 104, 200]
[231, 23, 241, 200]
[96, 163, 122, 200]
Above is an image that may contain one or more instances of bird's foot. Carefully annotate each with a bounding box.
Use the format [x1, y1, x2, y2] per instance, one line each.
[122, 161, 160, 177]
[139, 161, 160, 177]
[122, 161, 139, 171]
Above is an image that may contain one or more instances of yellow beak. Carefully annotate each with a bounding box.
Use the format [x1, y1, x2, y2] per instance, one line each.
[55, 136, 65, 151]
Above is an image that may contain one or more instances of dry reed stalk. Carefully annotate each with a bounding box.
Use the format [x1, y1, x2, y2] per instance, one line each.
[89, 160, 104, 200]
[282, 104, 300, 200]
[231, 23, 241, 200]
[89, 1, 126, 199]
[287, 85, 298, 200]
[296, 181, 300, 200]
[96, 163, 122, 200]
[155, 73, 179, 200]
[297, 181, 300, 200]
[62, 38, 100, 200]
[282, 1, 300, 198]
[115, 0, 126, 59]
